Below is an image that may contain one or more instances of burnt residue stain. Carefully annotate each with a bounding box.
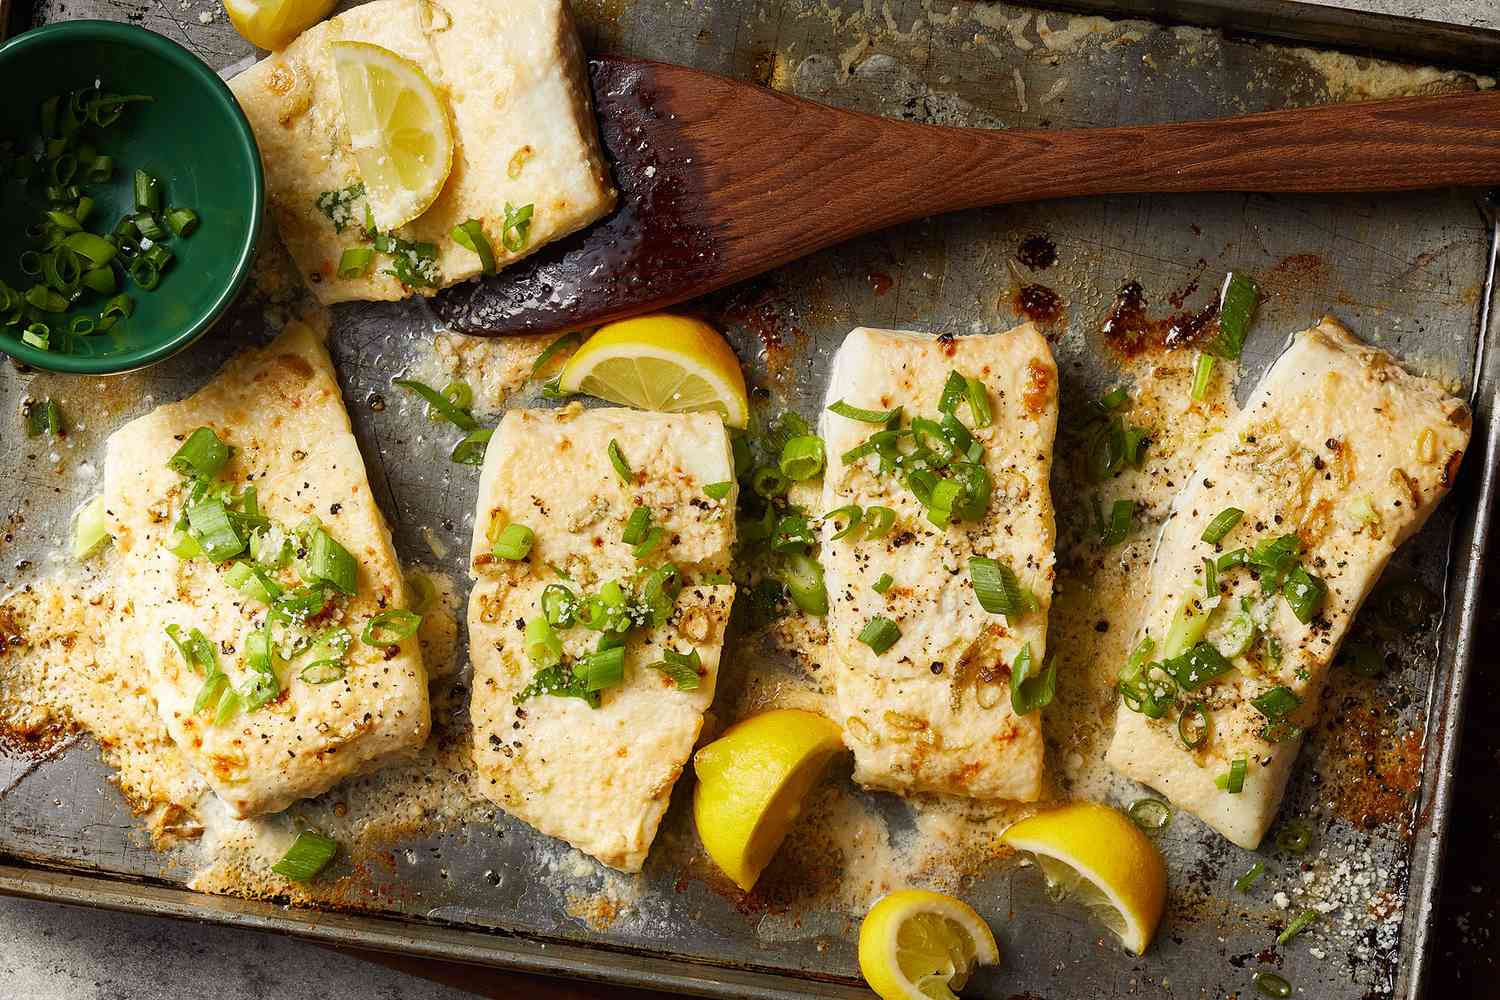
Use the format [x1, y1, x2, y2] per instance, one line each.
[431, 59, 718, 335]
[1316, 685, 1424, 833]
[1164, 299, 1220, 350]
[1016, 235, 1058, 270]
[866, 271, 894, 296]
[1100, 277, 1221, 356]
[1014, 284, 1063, 326]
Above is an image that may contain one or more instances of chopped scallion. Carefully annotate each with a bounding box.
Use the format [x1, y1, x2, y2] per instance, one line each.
[1276, 910, 1317, 946]
[621, 506, 652, 545]
[272, 831, 338, 882]
[704, 481, 733, 500]
[451, 218, 496, 273]
[827, 399, 901, 424]
[1233, 861, 1265, 893]
[649, 647, 702, 690]
[857, 615, 901, 655]
[1127, 798, 1172, 832]
[1215, 755, 1248, 794]
[361, 609, 422, 646]
[862, 505, 896, 539]
[393, 378, 478, 431]
[1201, 506, 1244, 544]
[307, 528, 358, 595]
[492, 523, 534, 561]
[970, 556, 1024, 616]
[1190, 352, 1214, 401]
[608, 439, 631, 482]
[168, 426, 230, 478]
[1010, 642, 1057, 714]
[779, 434, 826, 481]
[781, 552, 828, 616]
[337, 247, 374, 279]
[872, 573, 894, 594]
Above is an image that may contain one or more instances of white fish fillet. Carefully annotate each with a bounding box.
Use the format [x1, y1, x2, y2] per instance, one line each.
[1106, 317, 1470, 848]
[230, 0, 615, 303]
[819, 325, 1059, 801]
[467, 407, 736, 871]
[102, 322, 430, 819]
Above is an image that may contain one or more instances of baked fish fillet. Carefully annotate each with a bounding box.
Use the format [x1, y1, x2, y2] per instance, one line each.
[1106, 317, 1470, 848]
[230, 0, 615, 304]
[102, 322, 430, 818]
[468, 407, 736, 871]
[819, 325, 1059, 801]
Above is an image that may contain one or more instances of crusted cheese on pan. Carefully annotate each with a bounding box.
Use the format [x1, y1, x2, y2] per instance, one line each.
[819, 325, 1059, 801]
[1106, 317, 1470, 848]
[229, 0, 615, 304]
[101, 323, 430, 819]
[467, 406, 736, 872]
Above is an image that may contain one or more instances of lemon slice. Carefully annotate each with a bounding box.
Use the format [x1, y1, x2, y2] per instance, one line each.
[332, 41, 454, 231]
[999, 801, 1167, 955]
[691, 708, 843, 890]
[224, 0, 335, 50]
[558, 314, 750, 428]
[858, 889, 1000, 1000]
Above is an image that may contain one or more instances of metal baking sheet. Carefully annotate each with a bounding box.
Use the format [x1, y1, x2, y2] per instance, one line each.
[3, 1, 1499, 998]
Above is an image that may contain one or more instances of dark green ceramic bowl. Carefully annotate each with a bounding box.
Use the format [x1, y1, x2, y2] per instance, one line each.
[0, 21, 263, 374]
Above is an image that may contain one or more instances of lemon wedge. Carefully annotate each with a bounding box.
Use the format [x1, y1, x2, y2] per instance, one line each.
[224, 0, 335, 50]
[999, 801, 1167, 955]
[858, 889, 1000, 1000]
[331, 41, 454, 231]
[691, 708, 843, 891]
[558, 314, 749, 428]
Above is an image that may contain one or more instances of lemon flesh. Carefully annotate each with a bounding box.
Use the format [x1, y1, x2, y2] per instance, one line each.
[224, 0, 336, 50]
[332, 41, 454, 232]
[559, 314, 749, 428]
[859, 889, 1000, 1000]
[1000, 801, 1167, 955]
[691, 708, 843, 891]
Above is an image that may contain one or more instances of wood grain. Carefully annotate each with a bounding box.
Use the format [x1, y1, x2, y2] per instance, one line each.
[432, 57, 1500, 337]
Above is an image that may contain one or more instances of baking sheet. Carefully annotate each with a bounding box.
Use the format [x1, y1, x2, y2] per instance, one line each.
[2, 1, 1499, 998]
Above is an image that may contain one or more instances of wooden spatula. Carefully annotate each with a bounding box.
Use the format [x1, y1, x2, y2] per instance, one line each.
[431, 57, 1500, 337]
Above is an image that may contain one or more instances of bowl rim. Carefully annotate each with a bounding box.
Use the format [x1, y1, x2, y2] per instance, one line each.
[0, 20, 265, 376]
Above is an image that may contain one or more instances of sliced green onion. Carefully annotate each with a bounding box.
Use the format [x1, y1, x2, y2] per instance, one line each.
[25, 285, 68, 312]
[134, 211, 166, 241]
[1341, 641, 1385, 678]
[1190, 352, 1215, 401]
[306, 528, 357, 594]
[361, 609, 422, 646]
[451, 218, 497, 273]
[1099, 386, 1131, 410]
[578, 645, 626, 692]
[827, 399, 901, 424]
[1128, 798, 1172, 832]
[492, 523, 534, 561]
[62, 231, 116, 266]
[450, 427, 493, 465]
[1085, 418, 1127, 482]
[704, 481, 733, 500]
[1201, 507, 1244, 544]
[72, 495, 110, 559]
[622, 506, 652, 545]
[751, 466, 789, 498]
[639, 563, 683, 627]
[541, 584, 577, 627]
[437, 381, 473, 414]
[500, 201, 534, 253]
[824, 504, 863, 540]
[168, 426, 231, 478]
[338, 247, 374, 279]
[650, 647, 702, 690]
[965, 377, 993, 428]
[1233, 862, 1265, 893]
[632, 525, 665, 559]
[192, 672, 228, 715]
[300, 660, 347, 685]
[1275, 820, 1313, 854]
[1202, 556, 1218, 599]
[1207, 272, 1260, 361]
[938, 370, 967, 414]
[81, 266, 115, 295]
[393, 378, 479, 431]
[225, 560, 282, 604]
[1252, 971, 1292, 999]
[186, 500, 245, 561]
[24, 397, 63, 436]
[530, 331, 583, 375]
[969, 556, 1024, 616]
[857, 616, 901, 655]
[133, 168, 161, 213]
[128, 256, 160, 290]
[872, 573, 894, 594]
[1100, 498, 1134, 546]
[272, 831, 338, 882]
[1217, 547, 1249, 571]
[101, 293, 133, 324]
[1251, 685, 1300, 719]
[1276, 910, 1317, 946]
[1178, 701, 1211, 749]
[781, 552, 828, 616]
[863, 505, 896, 539]
[779, 435, 826, 481]
[1215, 755, 1248, 794]
[1010, 642, 1057, 714]
[608, 438, 631, 481]
[86, 155, 113, 182]
[926, 478, 963, 527]
[165, 207, 199, 237]
[524, 616, 563, 668]
[1282, 566, 1327, 624]
[1162, 641, 1231, 691]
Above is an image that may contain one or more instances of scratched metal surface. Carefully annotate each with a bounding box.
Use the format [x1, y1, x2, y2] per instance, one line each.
[1, 1, 1497, 998]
